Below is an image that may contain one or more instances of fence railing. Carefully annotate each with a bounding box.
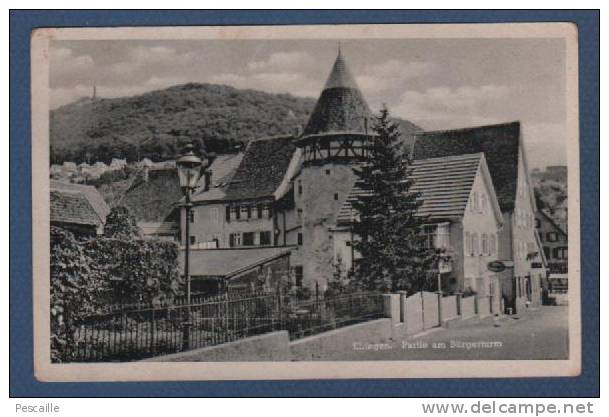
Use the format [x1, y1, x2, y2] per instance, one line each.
[68, 291, 384, 362]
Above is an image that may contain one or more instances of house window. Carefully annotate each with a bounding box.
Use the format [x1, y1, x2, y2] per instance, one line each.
[465, 232, 471, 256]
[298, 180, 303, 195]
[243, 232, 255, 246]
[257, 205, 263, 219]
[491, 234, 497, 256]
[231, 206, 240, 220]
[188, 210, 196, 223]
[325, 169, 331, 175]
[547, 232, 558, 242]
[471, 192, 478, 212]
[345, 241, 351, 247]
[422, 225, 435, 249]
[189, 236, 196, 245]
[553, 247, 568, 260]
[436, 223, 450, 249]
[535, 218, 541, 228]
[480, 194, 487, 213]
[481, 233, 489, 255]
[334, 193, 339, 201]
[297, 208, 303, 221]
[472, 233, 479, 256]
[543, 246, 551, 259]
[297, 233, 303, 246]
[240, 206, 249, 220]
[260, 231, 272, 246]
[294, 266, 303, 287]
[262, 205, 271, 219]
[226, 206, 231, 222]
[229, 233, 241, 247]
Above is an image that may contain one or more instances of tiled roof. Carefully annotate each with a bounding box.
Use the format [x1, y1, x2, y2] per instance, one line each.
[183, 247, 293, 278]
[50, 190, 103, 227]
[410, 153, 483, 220]
[191, 153, 244, 202]
[221, 136, 297, 201]
[303, 51, 372, 136]
[412, 121, 521, 211]
[120, 169, 183, 222]
[50, 180, 110, 221]
[336, 153, 485, 224]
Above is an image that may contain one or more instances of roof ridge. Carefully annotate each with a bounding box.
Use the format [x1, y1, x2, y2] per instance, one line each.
[414, 121, 520, 137]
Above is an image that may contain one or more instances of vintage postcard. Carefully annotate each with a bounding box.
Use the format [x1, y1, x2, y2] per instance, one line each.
[31, 23, 580, 381]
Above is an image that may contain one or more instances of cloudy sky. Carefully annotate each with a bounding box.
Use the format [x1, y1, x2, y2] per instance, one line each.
[50, 38, 567, 168]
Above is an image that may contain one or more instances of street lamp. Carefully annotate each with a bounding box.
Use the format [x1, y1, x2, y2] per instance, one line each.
[176, 143, 206, 350]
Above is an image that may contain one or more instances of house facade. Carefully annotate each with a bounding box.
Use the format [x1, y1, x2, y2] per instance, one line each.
[332, 153, 504, 312]
[536, 209, 568, 291]
[413, 122, 543, 313]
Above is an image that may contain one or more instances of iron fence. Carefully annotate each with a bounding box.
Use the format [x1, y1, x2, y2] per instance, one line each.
[67, 291, 384, 362]
[283, 292, 385, 340]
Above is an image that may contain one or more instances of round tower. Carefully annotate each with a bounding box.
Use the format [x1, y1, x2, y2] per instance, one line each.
[295, 49, 373, 291]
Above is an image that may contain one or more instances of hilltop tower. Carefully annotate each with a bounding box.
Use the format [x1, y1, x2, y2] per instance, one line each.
[295, 49, 374, 290]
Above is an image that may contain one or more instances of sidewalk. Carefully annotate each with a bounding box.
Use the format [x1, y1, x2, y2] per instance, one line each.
[326, 306, 569, 361]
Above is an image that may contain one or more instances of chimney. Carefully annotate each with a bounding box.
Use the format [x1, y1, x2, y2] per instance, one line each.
[204, 170, 212, 191]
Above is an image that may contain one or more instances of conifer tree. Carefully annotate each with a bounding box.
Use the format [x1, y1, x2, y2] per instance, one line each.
[351, 107, 435, 292]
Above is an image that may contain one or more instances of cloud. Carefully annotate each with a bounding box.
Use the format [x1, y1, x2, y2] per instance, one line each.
[247, 51, 314, 72]
[356, 60, 435, 94]
[391, 84, 512, 129]
[109, 46, 198, 78]
[50, 47, 95, 87]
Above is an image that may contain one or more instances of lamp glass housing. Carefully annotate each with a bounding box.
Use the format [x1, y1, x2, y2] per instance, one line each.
[177, 145, 203, 190]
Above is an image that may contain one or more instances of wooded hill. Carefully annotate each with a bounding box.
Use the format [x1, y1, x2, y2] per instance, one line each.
[50, 83, 422, 165]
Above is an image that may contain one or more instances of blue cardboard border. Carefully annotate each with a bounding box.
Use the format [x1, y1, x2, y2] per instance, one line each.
[9, 10, 599, 397]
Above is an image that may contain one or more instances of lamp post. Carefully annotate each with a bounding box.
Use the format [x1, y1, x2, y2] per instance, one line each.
[176, 143, 206, 350]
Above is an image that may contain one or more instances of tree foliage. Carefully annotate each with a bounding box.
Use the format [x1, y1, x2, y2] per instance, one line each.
[50, 226, 106, 362]
[103, 205, 141, 240]
[351, 107, 436, 293]
[85, 238, 182, 306]
[50, 208, 181, 362]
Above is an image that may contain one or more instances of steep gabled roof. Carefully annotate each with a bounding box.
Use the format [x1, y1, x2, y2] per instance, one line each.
[336, 153, 500, 225]
[412, 121, 521, 212]
[50, 180, 110, 221]
[303, 50, 372, 136]
[221, 136, 297, 201]
[50, 190, 104, 227]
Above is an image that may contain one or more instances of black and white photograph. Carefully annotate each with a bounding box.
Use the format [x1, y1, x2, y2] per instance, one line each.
[30, 23, 580, 381]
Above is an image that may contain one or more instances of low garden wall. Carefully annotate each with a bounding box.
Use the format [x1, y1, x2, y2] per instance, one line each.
[461, 296, 477, 319]
[441, 295, 459, 320]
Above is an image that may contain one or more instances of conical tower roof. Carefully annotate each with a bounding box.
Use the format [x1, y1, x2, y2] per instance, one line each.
[303, 50, 372, 136]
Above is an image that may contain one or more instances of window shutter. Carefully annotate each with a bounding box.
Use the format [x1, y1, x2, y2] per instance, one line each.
[229, 233, 235, 247]
[225, 206, 230, 222]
